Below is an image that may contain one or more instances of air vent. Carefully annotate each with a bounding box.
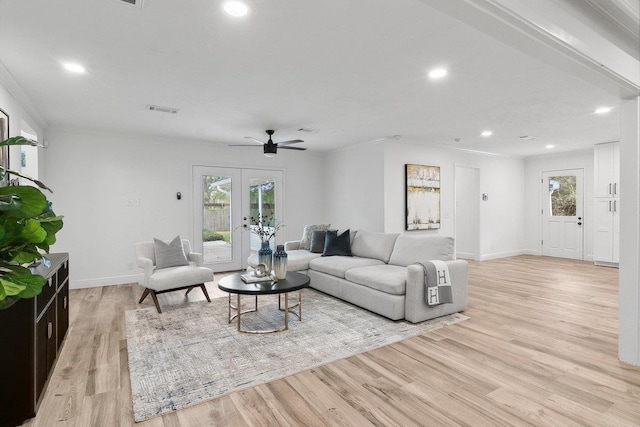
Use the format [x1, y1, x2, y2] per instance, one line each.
[297, 128, 318, 133]
[146, 105, 179, 114]
[519, 135, 537, 141]
[117, 0, 144, 9]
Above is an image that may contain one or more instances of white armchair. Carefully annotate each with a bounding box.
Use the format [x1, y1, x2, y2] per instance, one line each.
[135, 238, 214, 313]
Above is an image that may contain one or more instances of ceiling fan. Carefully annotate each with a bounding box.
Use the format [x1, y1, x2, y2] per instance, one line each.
[233, 130, 306, 157]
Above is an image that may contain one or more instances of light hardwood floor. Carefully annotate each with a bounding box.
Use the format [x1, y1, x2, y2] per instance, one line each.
[23, 256, 640, 426]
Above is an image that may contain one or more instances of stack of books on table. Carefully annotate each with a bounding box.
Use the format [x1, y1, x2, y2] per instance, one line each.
[241, 272, 273, 283]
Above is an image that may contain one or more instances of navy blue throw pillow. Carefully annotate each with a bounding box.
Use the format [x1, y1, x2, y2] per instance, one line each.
[322, 229, 352, 257]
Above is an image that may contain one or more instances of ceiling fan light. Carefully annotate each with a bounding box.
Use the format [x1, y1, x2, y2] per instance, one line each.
[264, 153, 276, 158]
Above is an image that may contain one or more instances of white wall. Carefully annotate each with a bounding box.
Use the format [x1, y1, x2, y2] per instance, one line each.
[324, 142, 385, 232]
[0, 83, 44, 172]
[524, 149, 594, 259]
[619, 97, 640, 365]
[382, 141, 526, 260]
[42, 128, 327, 288]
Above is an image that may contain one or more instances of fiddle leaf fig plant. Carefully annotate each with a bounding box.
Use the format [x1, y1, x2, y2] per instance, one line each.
[0, 136, 63, 309]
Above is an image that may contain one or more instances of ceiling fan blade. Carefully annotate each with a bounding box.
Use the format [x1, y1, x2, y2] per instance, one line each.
[277, 139, 304, 146]
[279, 146, 307, 151]
[244, 137, 266, 145]
[229, 144, 259, 147]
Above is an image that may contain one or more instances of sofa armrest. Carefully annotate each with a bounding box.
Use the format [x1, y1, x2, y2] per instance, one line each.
[187, 251, 204, 266]
[405, 259, 468, 323]
[285, 240, 301, 251]
[136, 256, 154, 286]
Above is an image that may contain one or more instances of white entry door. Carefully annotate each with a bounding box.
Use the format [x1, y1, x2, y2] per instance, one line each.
[192, 166, 284, 272]
[541, 169, 584, 260]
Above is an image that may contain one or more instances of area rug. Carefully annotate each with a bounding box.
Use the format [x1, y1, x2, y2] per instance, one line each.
[125, 289, 468, 421]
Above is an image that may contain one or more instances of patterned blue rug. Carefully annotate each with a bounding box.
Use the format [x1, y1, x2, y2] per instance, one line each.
[125, 289, 468, 421]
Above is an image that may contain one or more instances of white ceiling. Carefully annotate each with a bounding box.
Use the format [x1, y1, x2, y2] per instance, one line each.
[0, 0, 635, 157]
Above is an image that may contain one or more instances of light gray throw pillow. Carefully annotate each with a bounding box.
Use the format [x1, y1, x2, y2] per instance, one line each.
[154, 235, 189, 269]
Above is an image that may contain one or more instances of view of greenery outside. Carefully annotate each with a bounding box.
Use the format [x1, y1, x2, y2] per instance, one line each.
[203, 175, 231, 243]
[249, 180, 275, 226]
[549, 176, 577, 217]
[201, 177, 276, 243]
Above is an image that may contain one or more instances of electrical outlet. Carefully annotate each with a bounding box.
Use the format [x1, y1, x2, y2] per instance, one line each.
[126, 198, 140, 207]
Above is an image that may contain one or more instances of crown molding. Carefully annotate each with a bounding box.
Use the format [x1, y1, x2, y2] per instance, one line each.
[0, 59, 48, 130]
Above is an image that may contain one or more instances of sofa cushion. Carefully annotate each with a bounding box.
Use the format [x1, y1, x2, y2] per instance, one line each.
[309, 256, 384, 278]
[299, 224, 330, 250]
[388, 235, 454, 266]
[248, 250, 321, 271]
[322, 229, 352, 257]
[310, 230, 327, 253]
[345, 265, 407, 295]
[351, 230, 399, 263]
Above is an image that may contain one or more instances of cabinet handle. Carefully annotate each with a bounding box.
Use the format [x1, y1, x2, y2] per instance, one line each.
[47, 322, 53, 339]
[609, 201, 612, 212]
[64, 296, 67, 309]
[48, 278, 53, 287]
[614, 200, 617, 212]
[609, 183, 612, 195]
[614, 183, 617, 196]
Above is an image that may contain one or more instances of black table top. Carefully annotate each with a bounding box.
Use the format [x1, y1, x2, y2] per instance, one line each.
[218, 271, 310, 295]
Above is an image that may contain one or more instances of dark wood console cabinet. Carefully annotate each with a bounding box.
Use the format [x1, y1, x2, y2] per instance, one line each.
[0, 253, 70, 427]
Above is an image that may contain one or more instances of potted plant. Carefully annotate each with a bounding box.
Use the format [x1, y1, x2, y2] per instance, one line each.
[0, 136, 64, 309]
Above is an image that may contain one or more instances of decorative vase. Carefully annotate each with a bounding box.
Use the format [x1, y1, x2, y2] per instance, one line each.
[273, 244, 288, 280]
[258, 240, 273, 274]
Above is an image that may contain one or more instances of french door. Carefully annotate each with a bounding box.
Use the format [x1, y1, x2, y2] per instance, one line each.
[541, 169, 584, 260]
[192, 166, 284, 272]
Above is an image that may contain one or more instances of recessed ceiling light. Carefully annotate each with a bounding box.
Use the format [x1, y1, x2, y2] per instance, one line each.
[428, 68, 447, 79]
[480, 130, 493, 137]
[222, 1, 249, 17]
[594, 106, 612, 114]
[546, 144, 555, 149]
[62, 62, 86, 73]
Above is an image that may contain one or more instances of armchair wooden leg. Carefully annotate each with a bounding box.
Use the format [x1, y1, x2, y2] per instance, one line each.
[150, 290, 162, 313]
[200, 284, 211, 302]
[185, 286, 195, 296]
[139, 288, 151, 304]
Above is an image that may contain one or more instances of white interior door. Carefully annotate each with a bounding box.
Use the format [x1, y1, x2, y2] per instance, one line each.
[541, 169, 584, 260]
[455, 165, 480, 260]
[193, 166, 283, 272]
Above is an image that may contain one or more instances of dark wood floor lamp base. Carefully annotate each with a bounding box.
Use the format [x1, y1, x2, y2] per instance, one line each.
[139, 284, 211, 313]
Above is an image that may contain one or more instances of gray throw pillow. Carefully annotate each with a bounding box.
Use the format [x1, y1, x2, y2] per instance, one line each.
[310, 229, 327, 253]
[299, 224, 330, 250]
[154, 235, 189, 269]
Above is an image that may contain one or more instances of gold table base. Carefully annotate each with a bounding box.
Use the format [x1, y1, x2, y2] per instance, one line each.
[228, 291, 303, 334]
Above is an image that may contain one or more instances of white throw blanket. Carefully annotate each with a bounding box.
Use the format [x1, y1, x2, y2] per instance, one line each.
[415, 260, 453, 306]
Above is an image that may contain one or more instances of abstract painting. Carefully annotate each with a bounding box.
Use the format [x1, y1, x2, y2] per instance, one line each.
[405, 164, 440, 230]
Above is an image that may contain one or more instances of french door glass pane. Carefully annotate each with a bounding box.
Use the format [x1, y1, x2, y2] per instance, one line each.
[202, 175, 232, 263]
[249, 177, 277, 251]
[549, 175, 577, 217]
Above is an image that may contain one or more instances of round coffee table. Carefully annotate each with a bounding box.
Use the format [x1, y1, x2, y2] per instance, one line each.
[218, 271, 310, 334]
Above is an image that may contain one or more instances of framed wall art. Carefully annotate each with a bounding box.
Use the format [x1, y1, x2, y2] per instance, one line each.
[405, 163, 441, 230]
[0, 108, 8, 186]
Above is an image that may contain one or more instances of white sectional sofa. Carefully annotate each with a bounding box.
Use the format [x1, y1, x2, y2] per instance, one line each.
[249, 229, 468, 323]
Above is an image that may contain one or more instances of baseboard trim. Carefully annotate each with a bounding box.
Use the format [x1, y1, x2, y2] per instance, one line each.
[456, 251, 476, 260]
[479, 250, 527, 261]
[70, 273, 142, 289]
